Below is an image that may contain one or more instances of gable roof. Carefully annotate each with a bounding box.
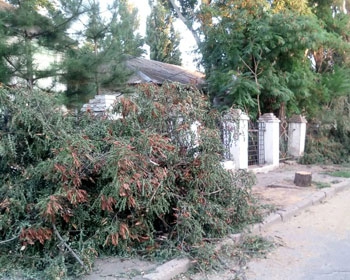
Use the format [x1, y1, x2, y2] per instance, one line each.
[82, 58, 207, 115]
[126, 57, 206, 89]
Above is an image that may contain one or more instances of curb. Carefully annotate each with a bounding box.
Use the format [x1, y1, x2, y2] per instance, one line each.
[138, 179, 350, 280]
[141, 258, 192, 280]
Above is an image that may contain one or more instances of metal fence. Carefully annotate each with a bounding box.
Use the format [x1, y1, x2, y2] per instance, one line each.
[248, 121, 265, 166]
[279, 118, 289, 160]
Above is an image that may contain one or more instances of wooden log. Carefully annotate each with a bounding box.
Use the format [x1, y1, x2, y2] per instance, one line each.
[294, 171, 312, 187]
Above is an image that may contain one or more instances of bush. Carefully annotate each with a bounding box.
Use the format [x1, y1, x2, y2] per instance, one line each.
[0, 84, 260, 279]
[300, 122, 350, 164]
[300, 97, 350, 165]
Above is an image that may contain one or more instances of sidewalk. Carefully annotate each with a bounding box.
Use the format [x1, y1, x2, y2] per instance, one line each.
[84, 163, 350, 280]
[249, 162, 350, 232]
[252, 161, 347, 213]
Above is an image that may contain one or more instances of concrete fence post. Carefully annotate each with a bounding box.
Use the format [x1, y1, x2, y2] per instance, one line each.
[259, 113, 280, 167]
[221, 109, 249, 170]
[288, 115, 307, 158]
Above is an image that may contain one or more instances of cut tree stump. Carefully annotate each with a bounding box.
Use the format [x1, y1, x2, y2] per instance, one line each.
[294, 171, 312, 187]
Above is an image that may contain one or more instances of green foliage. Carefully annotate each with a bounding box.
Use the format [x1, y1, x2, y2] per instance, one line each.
[239, 235, 275, 259]
[200, 1, 332, 117]
[325, 170, 350, 178]
[0, 85, 261, 278]
[0, 0, 80, 89]
[63, 0, 144, 99]
[146, 2, 182, 65]
[300, 120, 350, 164]
[196, 235, 274, 276]
[313, 181, 331, 189]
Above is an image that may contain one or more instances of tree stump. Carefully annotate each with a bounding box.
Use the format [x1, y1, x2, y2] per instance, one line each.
[294, 171, 312, 187]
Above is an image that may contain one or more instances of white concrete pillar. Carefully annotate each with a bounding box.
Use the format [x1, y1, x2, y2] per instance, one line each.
[259, 113, 280, 167]
[222, 109, 249, 170]
[169, 116, 200, 152]
[288, 115, 307, 158]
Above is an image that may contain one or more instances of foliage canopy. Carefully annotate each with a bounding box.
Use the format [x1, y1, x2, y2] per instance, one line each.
[146, 1, 182, 65]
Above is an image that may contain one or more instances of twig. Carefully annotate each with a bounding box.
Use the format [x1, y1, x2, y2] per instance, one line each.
[0, 235, 19, 245]
[203, 188, 224, 196]
[52, 224, 89, 272]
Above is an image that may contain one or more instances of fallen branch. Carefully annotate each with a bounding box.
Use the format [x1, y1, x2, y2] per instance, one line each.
[204, 188, 224, 196]
[0, 235, 19, 245]
[52, 224, 89, 272]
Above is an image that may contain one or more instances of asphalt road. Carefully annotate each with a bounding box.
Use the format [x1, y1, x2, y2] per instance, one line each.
[245, 188, 350, 280]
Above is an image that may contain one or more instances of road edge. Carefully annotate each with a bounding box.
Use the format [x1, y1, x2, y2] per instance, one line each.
[140, 179, 350, 280]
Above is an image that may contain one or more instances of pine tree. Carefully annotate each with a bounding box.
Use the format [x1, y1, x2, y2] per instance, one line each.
[0, 26, 11, 84]
[146, 1, 182, 65]
[64, 0, 144, 98]
[0, 0, 81, 90]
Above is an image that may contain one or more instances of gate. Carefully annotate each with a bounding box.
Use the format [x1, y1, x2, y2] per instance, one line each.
[279, 118, 289, 160]
[248, 121, 265, 166]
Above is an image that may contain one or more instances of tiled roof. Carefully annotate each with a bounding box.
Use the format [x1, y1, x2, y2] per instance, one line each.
[126, 57, 206, 89]
[82, 58, 206, 115]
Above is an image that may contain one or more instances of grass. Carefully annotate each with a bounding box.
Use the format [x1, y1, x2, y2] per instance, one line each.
[313, 181, 331, 189]
[173, 235, 276, 280]
[326, 170, 350, 178]
[238, 235, 275, 258]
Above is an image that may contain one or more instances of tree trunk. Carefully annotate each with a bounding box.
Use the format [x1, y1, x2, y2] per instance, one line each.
[294, 171, 312, 187]
[168, 0, 201, 47]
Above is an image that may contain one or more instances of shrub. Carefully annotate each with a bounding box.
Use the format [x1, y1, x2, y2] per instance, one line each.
[0, 84, 260, 278]
[300, 97, 350, 165]
[300, 127, 350, 164]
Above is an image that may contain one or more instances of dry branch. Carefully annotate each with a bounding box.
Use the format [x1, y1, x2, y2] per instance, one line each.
[52, 224, 89, 272]
[0, 235, 19, 245]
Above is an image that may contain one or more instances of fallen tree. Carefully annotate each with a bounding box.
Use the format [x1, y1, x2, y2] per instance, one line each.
[0, 84, 261, 279]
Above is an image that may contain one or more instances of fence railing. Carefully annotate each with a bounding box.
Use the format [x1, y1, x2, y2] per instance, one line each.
[248, 121, 265, 166]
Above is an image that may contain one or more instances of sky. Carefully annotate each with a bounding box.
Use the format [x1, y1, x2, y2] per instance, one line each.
[105, 0, 199, 71]
[71, 1, 198, 70]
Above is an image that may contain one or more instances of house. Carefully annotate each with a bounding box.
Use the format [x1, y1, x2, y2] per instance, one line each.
[81, 57, 206, 117]
[125, 57, 205, 88]
[0, 0, 11, 10]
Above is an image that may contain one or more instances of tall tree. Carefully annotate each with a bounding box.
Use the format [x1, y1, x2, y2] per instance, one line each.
[271, 0, 310, 14]
[64, 0, 144, 97]
[146, 1, 182, 65]
[0, 25, 11, 84]
[304, 0, 350, 114]
[0, 0, 82, 90]
[199, 0, 331, 117]
[165, 0, 350, 119]
[168, 0, 201, 46]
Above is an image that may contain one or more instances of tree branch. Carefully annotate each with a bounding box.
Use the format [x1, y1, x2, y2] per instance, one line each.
[52, 224, 89, 272]
[168, 0, 201, 47]
[240, 54, 262, 117]
[0, 235, 19, 245]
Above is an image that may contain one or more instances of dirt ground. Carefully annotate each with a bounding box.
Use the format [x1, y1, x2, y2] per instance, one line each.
[83, 162, 350, 280]
[252, 161, 347, 210]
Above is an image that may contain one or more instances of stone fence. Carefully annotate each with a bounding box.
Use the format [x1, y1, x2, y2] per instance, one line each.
[221, 109, 307, 171]
[81, 95, 307, 171]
